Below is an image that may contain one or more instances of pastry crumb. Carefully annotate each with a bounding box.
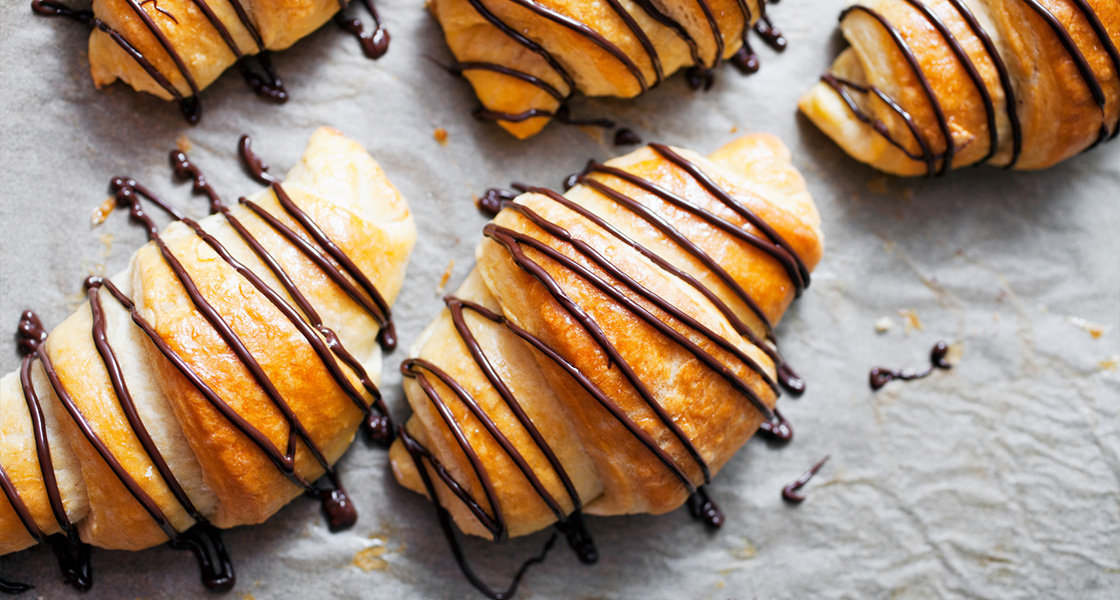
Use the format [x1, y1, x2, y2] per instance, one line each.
[868, 175, 889, 194]
[240, 594, 256, 600]
[729, 537, 757, 560]
[436, 260, 455, 295]
[898, 309, 922, 333]
[874, 317, 893, 334]
[91, 197, 116, 226]
[730, 126, 739, 133]
[99, 233, 114, 260]
[176, 134, 192, 153]
[433, 127, 448, 145]
[578, 125, 605, 142]
[1098, 355, 1119, 371]
[1066, 316, 1108, 339]
[354, 545, 388, 572]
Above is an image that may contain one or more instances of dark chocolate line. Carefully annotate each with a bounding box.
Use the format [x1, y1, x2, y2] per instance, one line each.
[899, 0, 997, 166]
[649, 143, 810, 291]
[168, 151, 391, 440]
[841, 6, 954, 176]
[402, 359, 508, 538]
[485, 221, 719, 479]
[87, 285, 204, 522]
[782, 455, 829, 503]
[271, 183, 396, 349]
[944, 0, 1022, 166]
[518, 186, 780, 399]
[398, 429, 557, 600]
[446, 297, 584, 517]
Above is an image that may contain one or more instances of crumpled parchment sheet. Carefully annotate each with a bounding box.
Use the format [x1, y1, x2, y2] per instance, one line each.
[1, 1, 1117, 598]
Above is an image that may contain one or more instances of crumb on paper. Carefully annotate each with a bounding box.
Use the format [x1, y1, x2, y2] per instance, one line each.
[433, 127, 448, 145]
[1099, 355, 1119, 371]
[730, 126, 739, 133]
[729, 537, 757, 560]
[868, 175, 889, 194]
[240, 594, 256, 600]
[898, 309, 922, 333]
[1065, 316, 1108, 339]
[176, 134, 192, 153]
[874, 317, 893, 334]
[578, 125, 605, 142]
[436, 260, 455, 295]
[993, 313, 1000, 322]
[354, 545, 388, 572]
[99, 233, 114, 256]
[945, 341, 964, 365]
[471, 194, 481, 210]
[91, 197, 116, 226]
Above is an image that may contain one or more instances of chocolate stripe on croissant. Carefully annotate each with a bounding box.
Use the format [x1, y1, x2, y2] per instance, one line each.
[450, 0, 786, 125]
[2, 138, 398, 591]
[401, 142, 808, 599]
[552, 172, 804, 393]
[821, 0, 1119, 175]
[31, 0, 388, 122]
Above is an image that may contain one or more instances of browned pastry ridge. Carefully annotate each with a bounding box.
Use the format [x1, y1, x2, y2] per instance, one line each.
[0, 128, 416, 592]
[799, 0, 1120, 176]
[31, 0, 390, 122]
[430, 0, 787, 139]
[388, 133, 823, 598]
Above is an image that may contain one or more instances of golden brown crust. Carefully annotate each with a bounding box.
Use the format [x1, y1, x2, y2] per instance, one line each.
[391, 133, 823, 539]
[800, 0, 1120, 176]
[430, 0, 764, 138]
[1, 128, 415, 553]
[88, 0, 339, 101]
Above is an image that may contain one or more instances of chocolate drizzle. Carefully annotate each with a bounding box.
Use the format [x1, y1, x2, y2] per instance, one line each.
[869, 341, 951, 390]
[449, 0, 787, 128]
[821, 0, 1118, 175]
[31, 0, 389, 122]
[757, 408, 792, 443]
[613, 128, 642, 146]
[408, 141, 812, 599]
[0, 579, 33, 594]
[782, 455, 829, 503]
[2, 136, 395, 591]
[335, 0, 390, 59]
[686, 485, 724, 529]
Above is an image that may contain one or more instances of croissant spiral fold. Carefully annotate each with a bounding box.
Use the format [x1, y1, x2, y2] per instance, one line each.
[388, 133, 823, 594]
[430, 0, 781, 139]
[0, 128, 416, 590]
[33, 0, 388, 122]
[799, 0, 1120, 175]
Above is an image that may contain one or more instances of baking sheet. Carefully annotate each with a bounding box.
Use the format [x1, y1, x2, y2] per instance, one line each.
[2, 1, 1118, 598]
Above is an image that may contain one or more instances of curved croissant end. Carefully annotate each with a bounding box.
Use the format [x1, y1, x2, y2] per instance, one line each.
[0, 128, 415, 589]
[388, 133, 822, 594]
[33, 0, 388, 122]
[800, 0, 1120, 176]
[430, 0, 773, 139]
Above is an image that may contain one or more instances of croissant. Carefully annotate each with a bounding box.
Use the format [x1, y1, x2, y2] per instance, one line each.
[388, 133, 823, 597]
[30, 0, 391, 122]
[0, 128, 416, 593]
[430, 0, 790, 139]
[799, 0, 1120, 176]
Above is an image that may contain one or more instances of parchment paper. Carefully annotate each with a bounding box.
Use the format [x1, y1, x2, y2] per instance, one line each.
[1, 1, 1118, 598]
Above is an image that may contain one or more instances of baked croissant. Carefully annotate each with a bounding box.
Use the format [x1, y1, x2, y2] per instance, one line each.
[388, 133, 823, 597]
[30, 0, 390, 122]
[0, 127, 416, 593]
[799, 0, 1120, 176]
[430, 0, 789, 139]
